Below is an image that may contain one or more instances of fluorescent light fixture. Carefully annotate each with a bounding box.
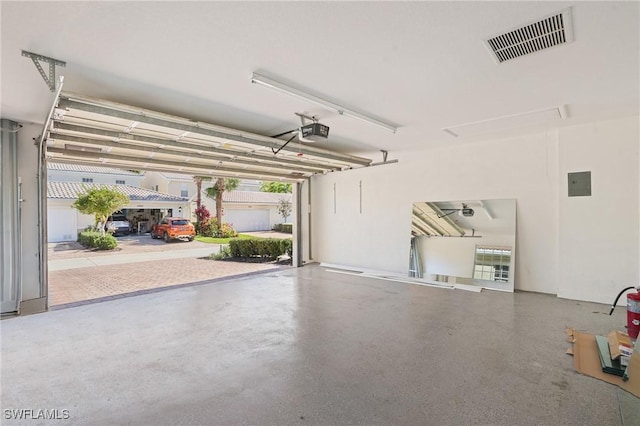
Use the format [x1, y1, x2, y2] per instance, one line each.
[443, 105, 568, 137]
[250, 72, 397, 133]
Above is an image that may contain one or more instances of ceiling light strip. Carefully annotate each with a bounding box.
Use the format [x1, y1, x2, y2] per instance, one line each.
[58, 94, 371, 166]
[442, 105, 568, 137]
[250, 73, 398, 134]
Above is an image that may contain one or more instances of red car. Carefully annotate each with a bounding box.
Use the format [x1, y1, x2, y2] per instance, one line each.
[151, 217, 195, 242]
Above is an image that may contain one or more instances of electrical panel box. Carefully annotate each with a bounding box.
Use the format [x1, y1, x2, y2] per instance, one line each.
[568, 171, 591, 197]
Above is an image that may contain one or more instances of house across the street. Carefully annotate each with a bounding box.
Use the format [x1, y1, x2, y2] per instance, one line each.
[141, 171, 292, 232]
[47, 163, 189, 242]
[47, 163, 291, 241]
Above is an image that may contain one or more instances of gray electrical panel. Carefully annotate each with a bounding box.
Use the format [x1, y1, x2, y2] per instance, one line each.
[568, 171, 591, 197]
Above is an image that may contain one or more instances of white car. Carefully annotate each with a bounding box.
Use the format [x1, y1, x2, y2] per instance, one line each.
[105, 215, 131, 236]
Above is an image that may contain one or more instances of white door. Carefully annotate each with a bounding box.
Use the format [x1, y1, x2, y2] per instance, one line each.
[47, 207, 78, 242]
[224, 209, 270, 232]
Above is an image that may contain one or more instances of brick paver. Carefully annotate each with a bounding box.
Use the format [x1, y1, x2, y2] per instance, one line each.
[49, 258, 280, 306]
[47, 234, 290, 307]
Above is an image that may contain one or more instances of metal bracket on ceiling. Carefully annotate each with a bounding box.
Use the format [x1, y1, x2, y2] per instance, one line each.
[295, 112, 318, 126]
[366, 149, 398, 168]
[21, 50, 66, 92]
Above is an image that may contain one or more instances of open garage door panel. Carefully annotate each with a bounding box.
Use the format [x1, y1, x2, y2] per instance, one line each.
[46, 93, 372, 180]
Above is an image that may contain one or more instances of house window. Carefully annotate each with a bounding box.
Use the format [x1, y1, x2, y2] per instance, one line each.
[180, 184, 188, 198]
[82, 178, 93, 183]
[116, 180, 125, 184]
[154, 185, 159, 191]
[473, 245, 512, 282]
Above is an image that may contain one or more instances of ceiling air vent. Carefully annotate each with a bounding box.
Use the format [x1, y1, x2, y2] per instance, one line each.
[484, 8, 573, 63]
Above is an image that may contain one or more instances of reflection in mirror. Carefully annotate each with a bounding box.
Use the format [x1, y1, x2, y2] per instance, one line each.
[409, 199, 516, 292]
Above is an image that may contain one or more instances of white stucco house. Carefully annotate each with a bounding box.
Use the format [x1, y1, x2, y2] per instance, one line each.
[141, 172, 291, 232]
[47, 163, 188, 242]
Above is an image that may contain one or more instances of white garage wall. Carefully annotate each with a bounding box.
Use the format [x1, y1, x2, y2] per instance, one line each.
[311, 116, 639, 304]
[557, 117, 639, 304]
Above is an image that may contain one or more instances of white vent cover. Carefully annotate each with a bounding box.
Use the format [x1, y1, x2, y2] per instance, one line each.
[484, 8, 574, 63]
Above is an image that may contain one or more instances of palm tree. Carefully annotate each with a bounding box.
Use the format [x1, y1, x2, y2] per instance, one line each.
[193, 176, 213, 231]
[193, 176, 211, 209]
[205, 178, 240, 231]
[194, 176, 203, 209]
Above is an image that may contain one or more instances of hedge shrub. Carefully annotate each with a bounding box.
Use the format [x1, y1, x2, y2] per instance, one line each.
[78, 231, 117, 250]
[228, 238, 292, 259]
[273, 223, 293, 233]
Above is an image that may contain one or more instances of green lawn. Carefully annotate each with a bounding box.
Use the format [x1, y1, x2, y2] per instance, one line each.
[195, 234, 262, 244]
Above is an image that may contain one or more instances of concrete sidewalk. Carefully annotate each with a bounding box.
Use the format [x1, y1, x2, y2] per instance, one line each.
[48, 245, 222, 271]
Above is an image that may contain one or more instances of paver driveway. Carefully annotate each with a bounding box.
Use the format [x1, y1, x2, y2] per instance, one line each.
[48, 234, 288, 307]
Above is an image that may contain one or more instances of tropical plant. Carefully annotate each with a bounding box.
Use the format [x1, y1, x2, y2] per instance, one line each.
[205, 178, 240, 232]
[197, 218, 238, 238]
[277, 198, 292, 223]
[72, 186, 130, 236]
[260, 181, 292, 193]
[194, 204, 211, 234]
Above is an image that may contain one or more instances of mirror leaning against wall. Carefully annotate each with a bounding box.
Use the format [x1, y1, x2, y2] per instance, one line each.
[409, 199, 517, 292]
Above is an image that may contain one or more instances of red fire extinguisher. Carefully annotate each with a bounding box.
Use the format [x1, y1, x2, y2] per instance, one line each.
[609, 286, 640, 340]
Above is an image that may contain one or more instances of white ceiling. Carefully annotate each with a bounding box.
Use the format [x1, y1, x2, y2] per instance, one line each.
[2, 1, 638, 157]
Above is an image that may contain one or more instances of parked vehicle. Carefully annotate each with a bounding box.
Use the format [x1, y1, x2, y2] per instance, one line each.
[105, 215, 132, 236]
[151, 217, 195, 242]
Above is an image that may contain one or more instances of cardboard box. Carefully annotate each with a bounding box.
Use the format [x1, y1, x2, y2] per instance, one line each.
[568, 328, 640, 398]
[608, 330, 634, 359]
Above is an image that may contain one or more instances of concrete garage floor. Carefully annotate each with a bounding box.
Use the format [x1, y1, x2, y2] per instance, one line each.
[2, 265, 638, 425]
